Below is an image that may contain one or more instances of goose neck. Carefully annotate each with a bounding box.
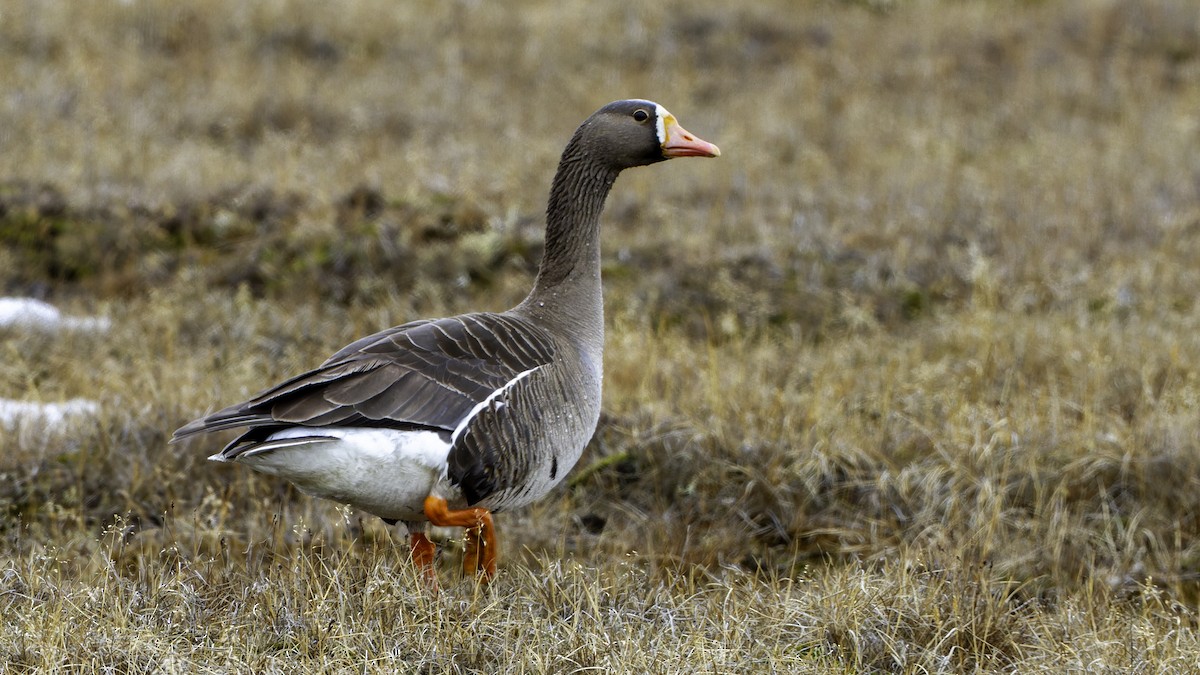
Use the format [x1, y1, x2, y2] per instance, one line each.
[519, 145, 617, 337]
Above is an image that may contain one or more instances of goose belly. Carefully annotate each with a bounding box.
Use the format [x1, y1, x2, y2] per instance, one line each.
[232, 427, 454, 522]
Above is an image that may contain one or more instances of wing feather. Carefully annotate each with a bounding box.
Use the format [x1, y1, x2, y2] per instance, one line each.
[172, 312, 558, 451]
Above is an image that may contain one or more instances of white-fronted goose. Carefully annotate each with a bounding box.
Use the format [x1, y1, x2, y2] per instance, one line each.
[173, 100, 720, 582]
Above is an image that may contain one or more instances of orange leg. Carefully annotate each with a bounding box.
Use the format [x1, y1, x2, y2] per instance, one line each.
[423, 495, 497, 581]
[409, 531, 438, 587]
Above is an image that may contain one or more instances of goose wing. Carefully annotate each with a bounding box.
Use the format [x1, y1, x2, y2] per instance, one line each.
[172, 312, 557, 455]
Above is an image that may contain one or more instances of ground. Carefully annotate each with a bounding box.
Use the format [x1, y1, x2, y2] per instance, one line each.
[3, 0, 1200, 672]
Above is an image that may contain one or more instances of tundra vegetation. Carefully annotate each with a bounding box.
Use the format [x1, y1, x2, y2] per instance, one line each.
[2, 0, 1200, 672]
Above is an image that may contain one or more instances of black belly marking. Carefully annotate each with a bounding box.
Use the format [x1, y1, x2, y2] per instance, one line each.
[549, 454, 558, 481]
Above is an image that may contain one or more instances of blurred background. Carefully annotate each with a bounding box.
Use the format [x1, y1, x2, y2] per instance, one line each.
[3, 0, 1198, 333]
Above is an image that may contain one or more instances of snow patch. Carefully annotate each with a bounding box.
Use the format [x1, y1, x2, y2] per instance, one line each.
[0, 297, 111, 332]
[0, 397, 100, 428]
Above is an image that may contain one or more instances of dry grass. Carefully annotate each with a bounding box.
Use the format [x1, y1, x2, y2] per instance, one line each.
[4, 0, 1200, 671]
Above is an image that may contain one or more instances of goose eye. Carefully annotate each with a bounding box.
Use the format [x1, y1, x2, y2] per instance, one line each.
[632, 109, 649, 123]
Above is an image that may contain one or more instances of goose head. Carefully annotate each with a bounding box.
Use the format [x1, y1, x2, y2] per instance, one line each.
[572, 99, 721, 170]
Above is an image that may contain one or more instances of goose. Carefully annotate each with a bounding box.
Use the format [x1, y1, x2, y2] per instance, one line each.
[172, 99, 720, 582]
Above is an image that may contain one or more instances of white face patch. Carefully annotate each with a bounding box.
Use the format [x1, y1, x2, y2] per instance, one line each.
[654, 103, 672, 144]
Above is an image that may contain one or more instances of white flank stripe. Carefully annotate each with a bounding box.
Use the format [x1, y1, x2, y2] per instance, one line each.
[231, 435, 338, 459]
[451, 365, 542, 444]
